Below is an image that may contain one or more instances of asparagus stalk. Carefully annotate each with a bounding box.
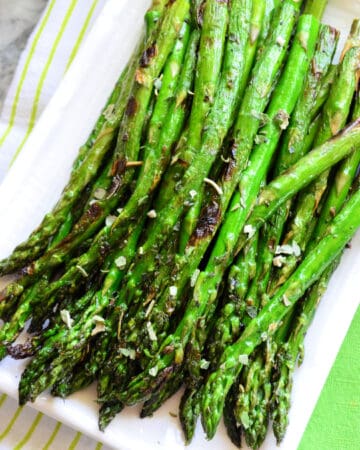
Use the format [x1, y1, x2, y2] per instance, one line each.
[141, 369, 184, 417]
[17, 214, 144, 404]
[179, 385, 204, 443]
[309, 89, 360, 248]
[177, 287, 220, 442]
[118, 117, 360, 408]
[145, 0, 168, 36]
[189, 0, 203, 27]
[203, 235, 260, 377]
[123, 0, 298, 360]
[234, 350, 265, 447]
[76, 33, 201, 419]
[115, 0, 260, 339]
[271, 86, 360, 443]
[223, 385, 242, 448]
[201, 185, 360, 438]
[0, 24, 150, 275]
[234, 312, 294, 449]
[51, 358, 92, 398]
[186, 0, 230, 151]
[233, 118, 360, 257]
[255, 0, 281, 58]
[154, 0, 230, 212]
[242, 28, 338, 314]
[228, 233, 259, 308]
[271, 259, 339, 442]
[178, 0, 267, 252]
[130, 6, 318, 398]
[0, 0, 191, 304]
[270, 20, 360, 291]
[303, 0, 328, 20]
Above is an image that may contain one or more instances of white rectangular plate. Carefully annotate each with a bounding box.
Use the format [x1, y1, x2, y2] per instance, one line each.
[0, 1, 360, 449]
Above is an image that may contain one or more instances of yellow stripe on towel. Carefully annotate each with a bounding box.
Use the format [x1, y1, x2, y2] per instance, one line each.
[66, 0, 100, 71]
[68, 431, 82, 450]
[0, 0, 57, 147]
[43, 421, 62, 450]
[10, 0, 80, 165]
[0, 406, 23, 440]
[13, 412, 43, 450]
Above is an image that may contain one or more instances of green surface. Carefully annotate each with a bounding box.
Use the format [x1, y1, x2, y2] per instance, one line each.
[299, 305, 360, 450]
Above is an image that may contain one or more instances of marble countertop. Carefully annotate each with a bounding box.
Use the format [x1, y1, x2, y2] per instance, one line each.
[0, 0, 47, 109]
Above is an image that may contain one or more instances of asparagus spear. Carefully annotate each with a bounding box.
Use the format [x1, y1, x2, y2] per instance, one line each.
[118, 117, 360, 408]
[154, 0, 230, 213]
[186, 0, 230, 151]
[145, 0, 168, 36]
[177, 286, 220, 442]
[242, 28, 338, 315]
[255, 0, 281, 58]
[0, 23, 150, 275]
[271, 259, 339, 442]
[141, 369, 184, 417]
[271, 87, 360, 443]
[223, 385, 242, 448]
[122, 0, 298, 361]
[126, 5, 318, 399]
[51, 357, 92, 398]
[178, 0, 266, 253]
[66, 32, 200, 421]
[303, 0, 328, 20]
[17, 214, 144, 404]
[309, 89, 360, 248]
[233, 350, 265, 447]
[234, 312, 294, 449]
[115, 0, 260, 339]
[270, 20, 360, 291]
[201, 185, 360, 438]
[204, 231, 259, 376]
[233, 118, 360, 258]
[0, 0, 191, 305]
[189, 0, 203, 27]
[179, 385, 204, 443]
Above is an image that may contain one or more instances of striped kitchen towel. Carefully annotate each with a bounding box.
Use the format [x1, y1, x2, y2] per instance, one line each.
[0, 393, 108, 450]
[0, 0, 107, 179]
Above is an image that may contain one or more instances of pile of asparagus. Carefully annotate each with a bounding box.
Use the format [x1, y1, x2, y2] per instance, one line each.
[1, 0, 360, 447]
